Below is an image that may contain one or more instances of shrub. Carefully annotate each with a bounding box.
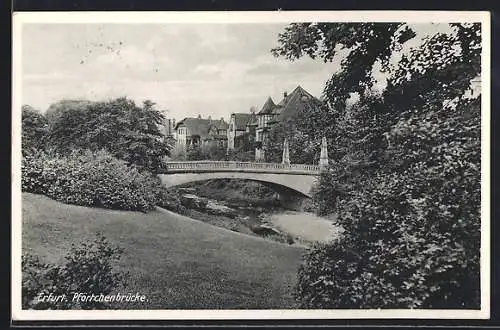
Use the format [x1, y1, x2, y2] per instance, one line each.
[272, 22, 482, 309]
[299, 170, 480, 309]
[22, 233, 128, 310]
[155, 186, 187, 214]
[22, 150, 163, 212]
[297, 98, 481, 309]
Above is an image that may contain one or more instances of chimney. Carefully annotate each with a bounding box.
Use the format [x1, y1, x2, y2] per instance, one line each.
[283, 91, 288, 99]
[198, 114, 201, 119]
[221, 117, 224, 122]
[208, 115, 212, 123]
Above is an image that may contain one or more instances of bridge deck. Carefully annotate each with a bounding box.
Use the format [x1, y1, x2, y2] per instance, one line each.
[163, 161, 321, 175]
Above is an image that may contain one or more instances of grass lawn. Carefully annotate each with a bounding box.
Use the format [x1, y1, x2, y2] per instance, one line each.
[21, 193, 306, 309]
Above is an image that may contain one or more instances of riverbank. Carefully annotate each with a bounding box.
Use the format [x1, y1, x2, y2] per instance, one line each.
[173, 179, 343, 246]
[185, 179, 280, 208]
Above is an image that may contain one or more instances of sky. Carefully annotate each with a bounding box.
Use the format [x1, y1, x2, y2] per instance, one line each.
[20, 23, 451, 121]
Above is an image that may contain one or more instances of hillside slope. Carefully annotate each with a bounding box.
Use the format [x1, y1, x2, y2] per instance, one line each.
[21, 193, 305, 309]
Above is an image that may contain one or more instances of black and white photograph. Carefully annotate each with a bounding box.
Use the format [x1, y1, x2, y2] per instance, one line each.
[11, 11, 490, 320]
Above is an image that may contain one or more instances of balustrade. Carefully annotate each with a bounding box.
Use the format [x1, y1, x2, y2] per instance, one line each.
[164, 161, 320, 174]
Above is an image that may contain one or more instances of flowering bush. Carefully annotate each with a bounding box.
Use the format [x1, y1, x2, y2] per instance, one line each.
[22, 150, 163, 212]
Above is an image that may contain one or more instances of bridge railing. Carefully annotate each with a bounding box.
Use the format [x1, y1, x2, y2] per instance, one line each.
[163, 161, 321, 175]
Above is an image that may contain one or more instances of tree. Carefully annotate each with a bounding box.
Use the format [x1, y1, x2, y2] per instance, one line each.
[45, 99, 94, 124]
[227, 144, 254, 162]
[169, 144, 187, 161]
[186, 144, 203, 161]
[263, 118, 319, 164]
[46, 97, 173, 172]
[201, 142, 227, 160]
[22, 105, 49, 155]
[274, 23, 482, 308]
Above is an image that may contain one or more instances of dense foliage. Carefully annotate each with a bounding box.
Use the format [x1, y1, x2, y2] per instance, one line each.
[46, 98, 172, 172]
[178, 142, 251, 162]
[200, 143, 228, 161]
[185, 144, 204, 161]
[262, 118, 320, 164]
[22, 105, 49, 155]
[274, 23, 482, 308]
[22, 233, 128, 309]
[22, 150, 165, 212]
[228, 144, 255, 162]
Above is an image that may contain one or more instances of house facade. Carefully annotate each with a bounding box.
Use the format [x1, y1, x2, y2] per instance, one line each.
[160, 118, 176, 139]
[254, 85, 322, 161]
[172, 85, 322, 161]
[227, 112, 257, 150]
[203, 119, 229, 148]
[174, 115, 228, 149]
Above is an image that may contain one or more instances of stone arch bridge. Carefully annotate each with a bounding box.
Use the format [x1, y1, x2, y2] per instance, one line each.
[159, 161, 322, 199]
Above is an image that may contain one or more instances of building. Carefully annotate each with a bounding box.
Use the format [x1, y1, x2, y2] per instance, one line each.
[160, 118, 175, 138]
[174, 115, 229, 149]
[203, 117, 230, 148]
[227, 112, 257, 150]
[254, 85, 323, 161]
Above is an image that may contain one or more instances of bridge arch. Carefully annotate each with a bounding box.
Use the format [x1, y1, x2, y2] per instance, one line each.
[158, 172, 318, 198]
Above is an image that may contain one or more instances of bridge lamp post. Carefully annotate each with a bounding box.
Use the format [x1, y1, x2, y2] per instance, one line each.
[282, 138, 290, 166]
[319, 136, 329, 169]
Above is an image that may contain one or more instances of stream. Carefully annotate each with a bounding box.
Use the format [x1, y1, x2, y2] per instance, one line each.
[176, 188, 343, 246]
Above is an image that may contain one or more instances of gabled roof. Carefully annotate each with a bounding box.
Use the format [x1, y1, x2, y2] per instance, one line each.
[248, 120, 258, 126]
[247, 113, 258, 126]
[257, 97, 277, 115]
[277, 85, 322, 120]
[175, 117, 228, 138]
[214, 120, 229, 130]
[256, 85, 322, 119]
[231, 113, 253, 130]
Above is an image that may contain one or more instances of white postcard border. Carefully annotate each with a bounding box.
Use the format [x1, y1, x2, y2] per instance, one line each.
[11, 10, 491, 321]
